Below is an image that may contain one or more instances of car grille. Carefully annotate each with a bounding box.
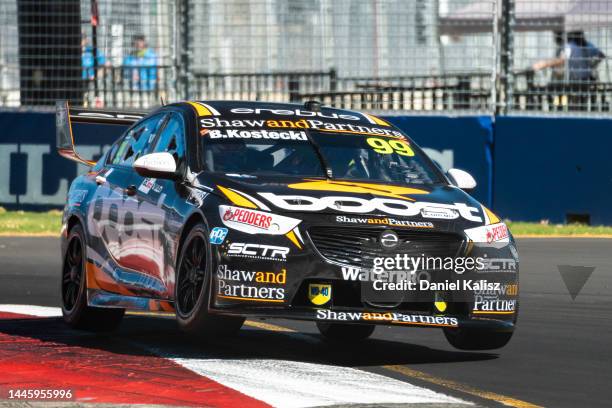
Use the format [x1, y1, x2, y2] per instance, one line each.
[308, 226, 465, 270]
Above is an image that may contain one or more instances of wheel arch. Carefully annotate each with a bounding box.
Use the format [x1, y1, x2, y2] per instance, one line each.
[66, 214, 84, 235]
[176, 210, 209, 267]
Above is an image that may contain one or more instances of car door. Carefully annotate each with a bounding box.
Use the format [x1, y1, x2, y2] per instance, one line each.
[131, 111, 188, 298]
[90, 114, 167, 293]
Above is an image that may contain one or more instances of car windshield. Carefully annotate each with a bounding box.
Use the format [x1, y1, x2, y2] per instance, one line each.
[203, 131, 443, 185]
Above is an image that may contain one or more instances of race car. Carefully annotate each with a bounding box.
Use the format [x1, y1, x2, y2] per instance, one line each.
[57, 100, 519, 350]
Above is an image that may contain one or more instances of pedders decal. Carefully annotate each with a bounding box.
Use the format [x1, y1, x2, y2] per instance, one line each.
[219, 205, 301, 235]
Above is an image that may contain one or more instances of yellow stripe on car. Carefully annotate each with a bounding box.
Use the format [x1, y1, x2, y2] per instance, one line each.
[364, 113, 391, 126]
[287, 179, 429, 201]
[217, 185, 259, 209]
[187, 101, 214, 117]
[482, 205, 501, 225]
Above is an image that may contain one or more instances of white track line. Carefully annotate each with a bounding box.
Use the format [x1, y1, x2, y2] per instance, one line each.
[168, 356, 469, 407]
[0, 304, 62, 317]
[0, 305, 470, 407]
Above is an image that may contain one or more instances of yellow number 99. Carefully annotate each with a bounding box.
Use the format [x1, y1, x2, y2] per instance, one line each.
[389, 140, 414, 156]
[366, 137, 393, 154]
[366, 137, 414, 156]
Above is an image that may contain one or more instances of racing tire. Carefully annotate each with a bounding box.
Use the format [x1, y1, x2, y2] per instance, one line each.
[316, 322, 375, 342]
[443, 327, 513, 350]
[175, 223, 244, 337]
[61, 224, 125, 331]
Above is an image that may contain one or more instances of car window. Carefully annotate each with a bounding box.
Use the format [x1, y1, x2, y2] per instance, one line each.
[152, 113, 185, 163]
[110, 114, 166, 167]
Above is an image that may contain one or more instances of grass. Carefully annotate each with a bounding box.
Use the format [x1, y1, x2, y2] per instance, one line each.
[0, 208, 611, 237]
[505, 221, 612, 237]
[0, 208, 62, 235]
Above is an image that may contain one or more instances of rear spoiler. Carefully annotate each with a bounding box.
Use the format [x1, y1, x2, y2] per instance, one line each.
[56, 100, 147, 166]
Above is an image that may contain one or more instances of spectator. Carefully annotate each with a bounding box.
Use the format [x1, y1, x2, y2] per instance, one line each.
[532, 31, 605, 109]
[81, 36, 107, 81]
[123, 34, 158, 91]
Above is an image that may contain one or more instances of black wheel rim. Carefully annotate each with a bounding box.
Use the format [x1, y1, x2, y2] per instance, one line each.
[62, 236, 83, 311]
[177, 233, 207, 316]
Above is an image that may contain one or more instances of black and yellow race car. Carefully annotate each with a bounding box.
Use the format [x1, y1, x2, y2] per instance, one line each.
[57, 100, 519, 350]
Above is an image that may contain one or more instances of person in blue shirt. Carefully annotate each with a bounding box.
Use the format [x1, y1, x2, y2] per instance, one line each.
[82, 36, 107, 81]
[533, 31, 605, 82]
[123, 34, 158, 91]
[532, 31, 605, 110]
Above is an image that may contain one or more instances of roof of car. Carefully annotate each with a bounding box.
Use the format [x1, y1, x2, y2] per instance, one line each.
[170, 100, 394, 128]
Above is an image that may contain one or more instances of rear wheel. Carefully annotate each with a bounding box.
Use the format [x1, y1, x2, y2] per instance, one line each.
[61, 224, 124, 331]
[316, 322, 375, 342]
[175, 223, 244, 337]
[443, 327, 513, 350]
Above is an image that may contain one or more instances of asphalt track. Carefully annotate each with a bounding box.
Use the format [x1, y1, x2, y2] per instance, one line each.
[0, 237, 611, 407]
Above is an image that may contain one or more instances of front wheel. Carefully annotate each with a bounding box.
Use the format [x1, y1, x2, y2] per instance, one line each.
[443, 327, 513, 350]
[316, 322, 375, 342]
[175, 223, 244, 337]
[61, 224, 124, 331]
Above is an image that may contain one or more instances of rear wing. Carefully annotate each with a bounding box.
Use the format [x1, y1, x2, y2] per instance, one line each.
[56, 100, 147, 166]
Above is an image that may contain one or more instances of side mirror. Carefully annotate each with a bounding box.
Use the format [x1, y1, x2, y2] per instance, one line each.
[133, 152, 177, 179]
[447, 168, 476, 190]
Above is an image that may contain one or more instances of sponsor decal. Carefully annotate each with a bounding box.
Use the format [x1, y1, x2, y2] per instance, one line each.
[421, 207, 459, 220]
[225, 173, 257, 179]
[223, 207, 271, 229]
[342, 266, 368, 281]
[464, 222, 510, 243]
[379, 230, 400, 249]
[473, 299, 517, 314]
[219, 205, 301, 235]
[479, 258, 517, 273]
[138, 178, 162, 194]
[341, 266, 428, 285]
[209, 227, 228, 245]
[229, 107, 361, 121]
[217, 264, 286, 302]
[486, 223, 509, 243]
[225, 242, 289, 261]
[308, 283, 332, 306]
[335, 215, 434, 229]
[75, 111, 144, 121]
[473, 283, 518, 314]
[259, 193, 482, 222]
[201, 116, 404, 138]
[207, 129, 308, 141]
[315, 309, 458, 327]
[188, 189, 209, 206]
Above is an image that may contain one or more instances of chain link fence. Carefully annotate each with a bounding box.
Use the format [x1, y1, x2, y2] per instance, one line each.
[0, 0, 611, 115]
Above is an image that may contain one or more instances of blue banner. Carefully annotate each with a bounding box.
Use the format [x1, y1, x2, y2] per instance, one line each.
[0, 111, 125, 210]
[1, 111, 610, 226]
[494, 116, 612, 225]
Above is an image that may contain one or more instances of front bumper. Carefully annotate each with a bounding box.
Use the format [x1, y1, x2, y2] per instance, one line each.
[208, 212, 519, 332]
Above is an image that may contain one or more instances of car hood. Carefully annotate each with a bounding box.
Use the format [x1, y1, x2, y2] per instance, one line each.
[198, 173, 495, 228]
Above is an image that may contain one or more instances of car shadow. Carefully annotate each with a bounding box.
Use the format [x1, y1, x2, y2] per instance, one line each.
[0, 315, 498, 368]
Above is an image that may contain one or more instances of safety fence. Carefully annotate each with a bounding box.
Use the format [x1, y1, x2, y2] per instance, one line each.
[1, 0, 612, 115]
